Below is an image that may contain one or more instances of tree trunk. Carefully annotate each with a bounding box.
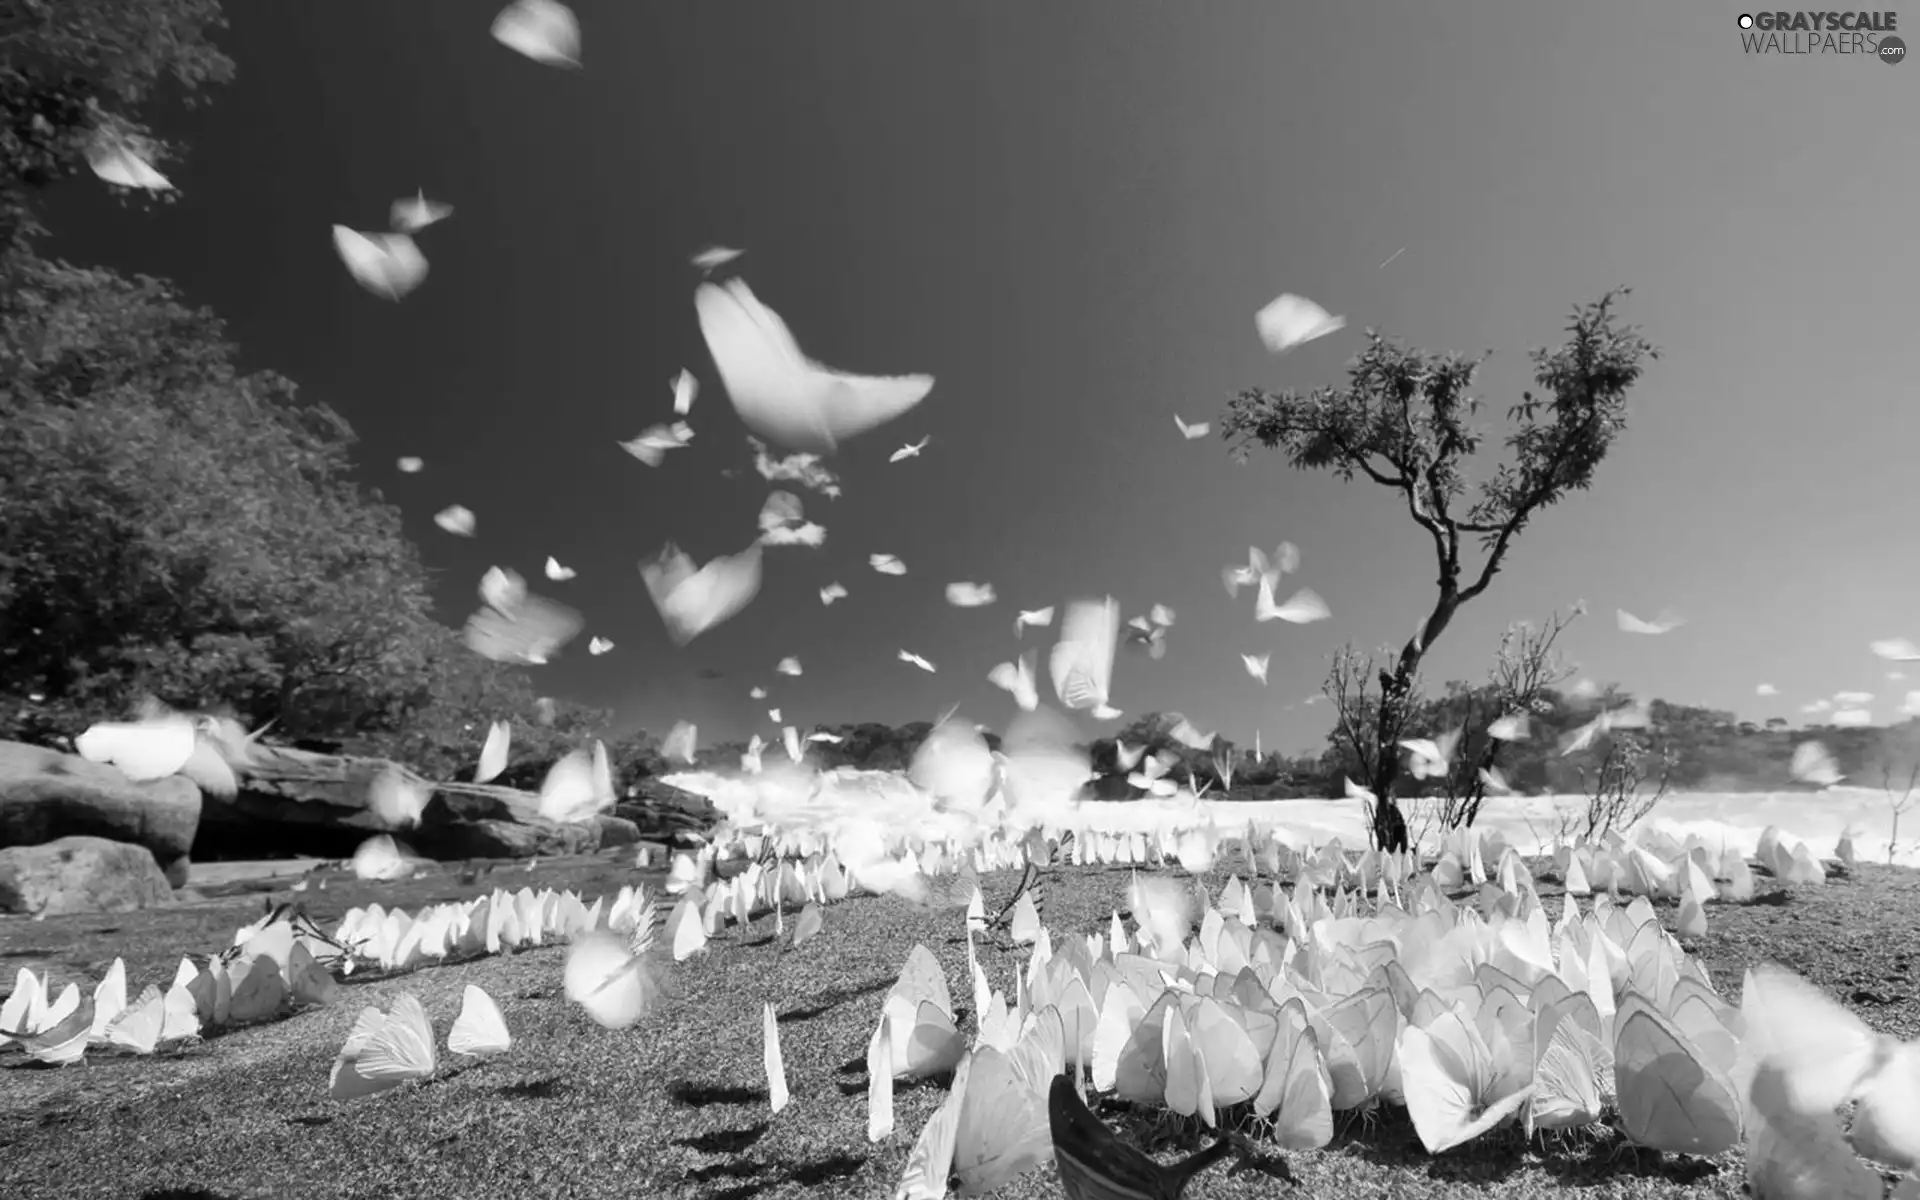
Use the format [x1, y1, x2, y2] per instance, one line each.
[1367, 606, 1456, 854]
[1368, 662, 1416, 853]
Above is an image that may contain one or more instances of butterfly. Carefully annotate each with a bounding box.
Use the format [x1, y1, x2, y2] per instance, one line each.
[696, 278, 934, 455]
[389, 190, 453, 234]
[1254, 292, 1345, 353]
[671, 369, 699, 416]
[329, 993, 437, 1099]
[447, 985, 511, 1058]
[490, 0, 580, 68]
[333, 226, 428, 301]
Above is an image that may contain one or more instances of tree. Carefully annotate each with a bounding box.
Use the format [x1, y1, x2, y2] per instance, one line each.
[1223, 291, 1658, 851]
[0, 255, 447, 746]
[0, 0, 234, 250]
[1867, 722, 1920, 864]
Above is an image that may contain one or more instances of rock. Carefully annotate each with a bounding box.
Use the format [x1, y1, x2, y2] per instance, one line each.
[412, 817, 599, 860]
[0, 835, 175, 916]
[160, 854, 191, 890]
[594, 815, 641, 849]
[0, 740, 203, 863]
[193, 744, 431, 859]
[615, 778, 720, 846]
[197, 745, 605, 862]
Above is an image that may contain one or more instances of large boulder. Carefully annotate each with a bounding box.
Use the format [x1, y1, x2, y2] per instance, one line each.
[0, 741, 202, 865]
[615, 778, 720, 847]
[0, 835, 174, 916]
[410, 785, 607, 859]
[196, 743, 607, 861]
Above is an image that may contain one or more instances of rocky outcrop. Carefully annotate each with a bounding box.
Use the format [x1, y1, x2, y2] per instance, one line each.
[616, 778, 720, 847]
[0, 835, 175, 916]
[0, 740, 202, 870]
[198, 743, 651, 861]
[1, 735, 707, 867]
[0, 739, 197, 891]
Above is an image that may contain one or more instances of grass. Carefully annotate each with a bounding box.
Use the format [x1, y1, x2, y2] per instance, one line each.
[1, 848, 1916, 1200]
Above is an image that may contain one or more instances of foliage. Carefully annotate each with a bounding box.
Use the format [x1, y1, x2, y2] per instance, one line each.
[1864, 720, 1920, 863]
[1222, 290, 1658, 851]
[1562, 730, 1675, 844]
[0, 256, 465, 747]
[0, 0, 234, 248]
[1326, 609, 1582, 832]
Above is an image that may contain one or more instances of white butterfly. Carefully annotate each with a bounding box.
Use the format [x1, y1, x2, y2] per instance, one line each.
[563, 932, 661, 1030]
[988, 653, 1040, 712]
[434, 505, 476, 536]
[695, 278, 934, 454]
[332, 226, 428, 300]
[1617, 608, 1685, 635]
[1050, 596, 1121, 715]
[750, 438, 843, 494]
[945, 582, 997, 608]
[619, 421, 694, 467]
[1167, 717, 1214, 751]
[396, 456, 424, 473]
[899, 650, 937, 673]
[1486, 712, 1530, 741]
[764, 1002, 790, 1113]
[1242, 653, 1270, 685]
[476, 721, 511, 784]
[368, 765, 431, 827]
[869, 554, 908, 576]
[1173, 415, 1210, 440]
[73, 716, 197, 783]
[662, 722, 698, 764]
[890, 436, 931, 463]
[768, 708, 782, 724]
[639, 542, 764, 646]
[85, 132, 171, 191]
[544, 556, 576, 582]
[776, 657, 803, 677]
[350, 835, 419, 883]
[1255, 292, 1346, 353]
[808, 731, 843, 744]
[588, 636, 614, 656]
[1401, 729, 1461, 779]
[447, 985, 511, 1058]
[389, 190, 453, 235]
[750, 686, 768, 700]
[463, 592, 582, 666]
[536, 745, 616, 824]
[479, 566, 525, 612]
[671, 369, 699, 416]
[330, 994, 437, 1100]
[1255, 578, 1330, 624]
[1790, 740, 1843, 786]
[757, 490, 827, 548]
[692, 245, 744, 271]
[819, 582, 849, 605]
[490, 0, 580, 68]
[1871, 638, 1920, 662]
[1124, 616, 1168, 660]
[1013, 607, 1055, 637]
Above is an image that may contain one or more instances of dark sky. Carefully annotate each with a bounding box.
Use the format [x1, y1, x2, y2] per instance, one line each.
[44, 1, 1920, 754]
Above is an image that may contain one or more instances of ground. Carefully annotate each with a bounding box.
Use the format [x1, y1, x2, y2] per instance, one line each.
[0, 850, 1914, 1200]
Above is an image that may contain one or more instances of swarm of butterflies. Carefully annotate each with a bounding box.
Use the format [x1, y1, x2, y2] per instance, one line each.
[6, 778, 1919, 1200]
